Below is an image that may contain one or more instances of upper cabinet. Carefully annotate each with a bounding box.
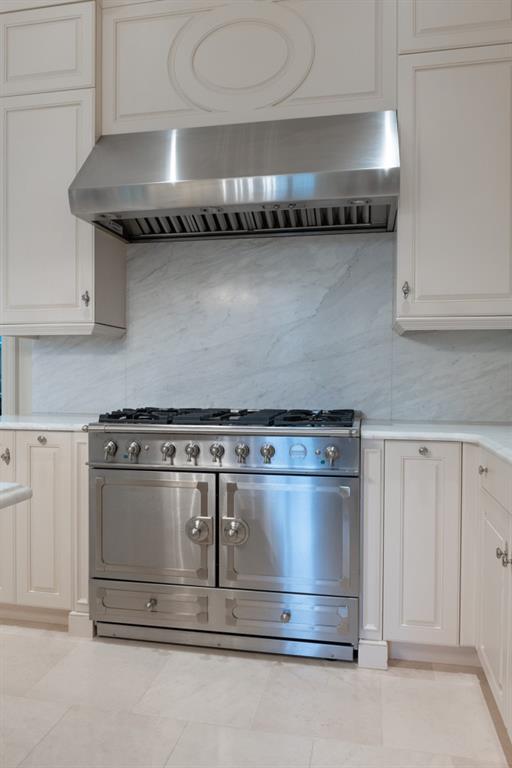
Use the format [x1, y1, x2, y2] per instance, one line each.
[101, 0, 397, 134]
[398, 0, 512, 53]
[395, 44, 512, 332]
[0, 89, 125, 336]
[0, 1, 95, 96]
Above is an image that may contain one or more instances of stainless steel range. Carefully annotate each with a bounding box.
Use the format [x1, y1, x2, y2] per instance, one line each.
[88, 408, 361, 661]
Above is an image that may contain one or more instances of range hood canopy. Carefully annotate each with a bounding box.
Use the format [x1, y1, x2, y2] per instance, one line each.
[69, 111, 399, 242]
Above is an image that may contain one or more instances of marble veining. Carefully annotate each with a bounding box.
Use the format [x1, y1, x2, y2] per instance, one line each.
[31, 233, 512, 422]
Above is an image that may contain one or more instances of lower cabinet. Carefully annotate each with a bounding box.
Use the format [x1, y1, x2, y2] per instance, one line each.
[15, 431, 73, 610]
[0, 430, 16, 603]
[383, 440, 461, 645]
[477, 489, 511, 718]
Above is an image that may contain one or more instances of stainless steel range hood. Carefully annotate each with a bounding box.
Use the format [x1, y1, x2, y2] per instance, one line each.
[69, 111, 399, 243]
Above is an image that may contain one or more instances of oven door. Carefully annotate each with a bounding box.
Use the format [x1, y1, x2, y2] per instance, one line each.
[219, 473, 359, 597]
[91, 469, 216, 586]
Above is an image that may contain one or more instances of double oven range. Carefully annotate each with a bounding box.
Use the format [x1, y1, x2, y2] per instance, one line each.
[88, 408, 361, 661]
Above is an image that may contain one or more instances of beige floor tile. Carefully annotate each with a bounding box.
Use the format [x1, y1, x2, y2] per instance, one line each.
[252, 662, 382, 745]
[0, 632, 77, 696]
[0, 694, 68, 768]
[166, 721, 312, 767]
[381, 675, 506, 764]
[311, 738, 456, 767]
[134, 648, 273, 728]
[19, 705, 185, 768]
[26, 639, 168, 711]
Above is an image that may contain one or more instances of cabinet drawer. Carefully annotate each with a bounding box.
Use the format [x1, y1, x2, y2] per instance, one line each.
[0, 1, 94, 96]
[480, 450, 511, 513]
[92, 580, 210, 630]
[214, 589, 358, 646]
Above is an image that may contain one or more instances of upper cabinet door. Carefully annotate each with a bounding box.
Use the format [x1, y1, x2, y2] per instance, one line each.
[0, 89, 95, 327]
[0, 1, 95, 97]
[399, 0, 512, 53]
[101, 0, 397, 134]
[396, 45, 512, 331]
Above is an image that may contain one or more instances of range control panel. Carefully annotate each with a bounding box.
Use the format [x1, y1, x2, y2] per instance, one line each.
[89, 432, 360, 476]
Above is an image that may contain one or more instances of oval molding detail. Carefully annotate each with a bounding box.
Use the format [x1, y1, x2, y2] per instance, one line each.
[169, 2, 314, 112]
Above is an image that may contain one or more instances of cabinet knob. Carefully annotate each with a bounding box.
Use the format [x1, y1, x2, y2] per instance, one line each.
[145, 598, 157, 610]
[478, 465, 488, 475]
[0, 448, 10, 465]
[280, 610, 292, 624]
[37, 435, 47, 445]
[418, 446, 428, 456]
[402, 281, 411, 299]
[81, 290, 90, 307]
[496, 547, 511, 567]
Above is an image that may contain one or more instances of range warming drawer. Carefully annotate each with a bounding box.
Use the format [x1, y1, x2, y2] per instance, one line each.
[91, 580, 358, 646]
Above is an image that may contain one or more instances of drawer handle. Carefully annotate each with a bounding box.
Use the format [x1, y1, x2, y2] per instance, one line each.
[1, 448, 10, 465]
[222, 517, 249, 546]
[280, 610, 291, 624]
[478, 465, 488, 475]
[145, 598, 157, 611]
[37, 435, 47, 445]
[418, 446, 428, 456]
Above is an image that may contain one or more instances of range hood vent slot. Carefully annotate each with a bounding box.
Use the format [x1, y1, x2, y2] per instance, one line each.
[99, 200, 397, 242]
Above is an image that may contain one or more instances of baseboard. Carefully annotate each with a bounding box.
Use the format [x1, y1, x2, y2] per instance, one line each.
[389, 641, 481, 667]
[68, 611, 95, 638]
[0, 603, 68, 627]
[358, 640, 388, 670]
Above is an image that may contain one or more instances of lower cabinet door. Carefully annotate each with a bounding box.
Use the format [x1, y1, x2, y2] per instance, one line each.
[383, 440, 461, 645]
[15, 431, 72, 609]
[477, 489, 511, 718]
[0, 431, 16, 603]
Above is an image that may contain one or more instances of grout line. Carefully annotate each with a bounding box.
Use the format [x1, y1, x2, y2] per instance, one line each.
[160, 719, 189, 768]
[15, 701, 72, 767]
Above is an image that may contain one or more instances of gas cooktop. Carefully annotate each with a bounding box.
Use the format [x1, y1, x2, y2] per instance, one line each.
[98, 407, 356, 428]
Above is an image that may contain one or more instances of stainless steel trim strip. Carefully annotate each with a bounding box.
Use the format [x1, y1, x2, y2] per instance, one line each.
[87, 421, 361, 438]
[95, 622, 355, 661]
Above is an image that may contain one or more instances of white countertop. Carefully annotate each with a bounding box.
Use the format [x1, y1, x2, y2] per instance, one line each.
[0, 482, 32, 509]
[0, 414, 96, 432]
[362, 422, 512, 464]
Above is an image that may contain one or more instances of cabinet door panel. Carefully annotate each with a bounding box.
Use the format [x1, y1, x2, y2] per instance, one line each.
[0, 89, 95, 326]
[0, 431, 16, 603]
[0, 1, 94, 96]
[15, 431, 72, 609]
[396, 45, 512, 327]
[399, 0, 512, 53]
[102, 0, 396, 134]
[384, 441, 461, 645]
[478, 490, 510, 716]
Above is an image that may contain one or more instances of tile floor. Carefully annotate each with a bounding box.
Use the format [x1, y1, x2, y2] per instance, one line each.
[0, 623, 509, 768]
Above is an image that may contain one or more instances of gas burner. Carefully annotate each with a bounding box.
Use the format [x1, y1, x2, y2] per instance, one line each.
[272, 410, 355, 428]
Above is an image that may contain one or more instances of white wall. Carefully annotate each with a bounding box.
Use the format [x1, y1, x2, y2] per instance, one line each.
[31, 233, 512, 422]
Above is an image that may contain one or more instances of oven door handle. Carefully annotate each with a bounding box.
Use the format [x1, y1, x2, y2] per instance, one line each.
[221, 517, 250, 546]
[185, 516, 213, 544]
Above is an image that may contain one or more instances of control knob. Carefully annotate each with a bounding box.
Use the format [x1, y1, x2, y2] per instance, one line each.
[324, 445, 340, 467]
[260, 443, 276, 464]
[185, 442, 200, 465]
[209, 442, 225, 464]
[103, 440, 117, 461]
[161, 441, 176, 463]
[127, 441, 141, 462]
[235, 443, 250, 464]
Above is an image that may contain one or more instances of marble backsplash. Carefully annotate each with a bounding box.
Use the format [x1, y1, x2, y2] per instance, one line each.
[31, 233, 512, 422]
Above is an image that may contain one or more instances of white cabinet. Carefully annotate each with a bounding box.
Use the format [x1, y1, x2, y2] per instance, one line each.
[15, 430, 72, 609]
[0, 431, 16, 603]
[396, 44, 512, 332]
[72, 432, 89, 614]
[477, 488, 511, 718]
[0, 1, 95, 96]
[398, 0, 512, 53]
[101, 0, 397, 134]
[0, 89, 126, 336]
[383, 440, 461, 645]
